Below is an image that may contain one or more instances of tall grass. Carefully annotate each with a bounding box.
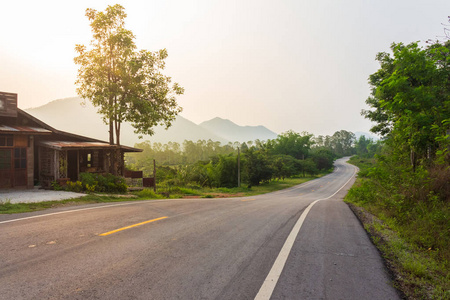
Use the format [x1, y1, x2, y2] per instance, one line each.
[346, 156, 449, 299]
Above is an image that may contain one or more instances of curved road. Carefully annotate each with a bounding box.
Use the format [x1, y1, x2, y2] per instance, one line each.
[0, 158, 400, 299]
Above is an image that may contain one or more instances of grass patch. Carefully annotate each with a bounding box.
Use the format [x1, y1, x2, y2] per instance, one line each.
[194, 175, 323, 197]
[346, 156, 450, 299]
[134, 189, 164, 199]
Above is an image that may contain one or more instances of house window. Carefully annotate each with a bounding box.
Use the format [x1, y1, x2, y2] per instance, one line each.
[14, 148, 26, 169]
[0, 149, 12, 170]
[0, 135, 13, 147]
[87, 153, 92, 168]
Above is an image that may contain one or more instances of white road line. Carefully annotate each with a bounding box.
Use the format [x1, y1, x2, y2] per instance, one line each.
[0, 202, 146, 225]
[254, 164, 357, 300]
[0, 197, 236, 225]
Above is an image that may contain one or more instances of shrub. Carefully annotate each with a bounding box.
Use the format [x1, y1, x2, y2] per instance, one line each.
[51, 181, 63, 191]
[66, 173, 128, 194]
[136, 188, 162, 199]
[178, 187, 200, 195]
[66, 181, 84, 193]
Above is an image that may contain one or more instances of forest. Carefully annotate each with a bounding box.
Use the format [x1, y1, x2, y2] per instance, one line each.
[125, 130, 380, 189]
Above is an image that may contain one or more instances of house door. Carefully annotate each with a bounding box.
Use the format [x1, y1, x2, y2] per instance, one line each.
[0, 148, 26, 188]
[67, 150, 78, 181]
[0, 149, 12, 188]
[13, 148, 27, 187]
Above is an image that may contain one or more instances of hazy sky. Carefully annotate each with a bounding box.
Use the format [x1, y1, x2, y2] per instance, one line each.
[1, 0, 449, 136]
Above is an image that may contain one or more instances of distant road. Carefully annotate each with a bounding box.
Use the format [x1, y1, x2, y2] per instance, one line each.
[0, 158, 400, 299]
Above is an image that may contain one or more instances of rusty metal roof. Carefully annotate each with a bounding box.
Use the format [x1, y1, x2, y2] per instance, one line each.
[39, 141, 112, 150]
[0, 125, 51, 134]
[38, 141, 142, 152]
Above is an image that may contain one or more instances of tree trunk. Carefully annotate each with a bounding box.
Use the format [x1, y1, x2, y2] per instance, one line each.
[109, 118, 114, 145]
[115, 120, 121, 146]
[115, 121, 123, 176]
[410, 149, 416, 173]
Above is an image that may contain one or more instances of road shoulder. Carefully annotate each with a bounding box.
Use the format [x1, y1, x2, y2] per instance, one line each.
[271, 190, 402, 299]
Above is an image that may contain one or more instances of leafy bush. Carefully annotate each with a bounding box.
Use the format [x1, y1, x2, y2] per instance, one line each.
[135, 188, 162, 199]
[310, 148, 335, 171]
[51, 181, 63, 191]
[65, 173, 127, 193]
[244, 148, 273, 187]
[66, 181, 83, 193]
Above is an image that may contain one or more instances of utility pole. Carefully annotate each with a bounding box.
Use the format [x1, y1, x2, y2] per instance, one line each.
[237, 147, 241, 187]
[153, 159, 156, 192]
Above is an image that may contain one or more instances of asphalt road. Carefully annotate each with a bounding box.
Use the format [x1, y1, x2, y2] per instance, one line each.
[0, 158, 400, 299]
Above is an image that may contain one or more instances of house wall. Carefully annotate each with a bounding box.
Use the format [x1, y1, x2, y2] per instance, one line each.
[39, 146, 55, 188]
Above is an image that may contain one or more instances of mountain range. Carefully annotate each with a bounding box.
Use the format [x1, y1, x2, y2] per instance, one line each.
[25, 97, 279, 147]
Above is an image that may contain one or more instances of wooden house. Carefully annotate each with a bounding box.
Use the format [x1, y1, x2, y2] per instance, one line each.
[0, 92, 141, 189]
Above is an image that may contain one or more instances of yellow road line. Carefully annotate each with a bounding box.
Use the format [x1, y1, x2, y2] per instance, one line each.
[241, 199, 256, 202]
[99, 216, 168, 236]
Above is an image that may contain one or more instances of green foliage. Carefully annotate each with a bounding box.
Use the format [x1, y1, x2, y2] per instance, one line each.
[297, 158, 318, 177]
[313, 130, 356, 157]
[0, 198, 12, 212]
[126, 128, 359, 189]
[50, 181, 63, 191]
[271, 155, 299, 180]
[353, 39, 450, 297]
[135, 189, 162, 199]
[354, 135, 383, 158]
[353, 40, 450, 297]
[310, 148, 335, 171]
[363, 41, 450, 166]
[216, 155, 238, 187]
[346, 155, 450, 299]
[331, 130, 356, 156]
[244, 148, 273, 187]
[74, 4, 183, 146]
[269, 130, 313, 159]
[65, 173, 127, 193]
[66, 181, 84, 193]
[126, 140, 237, 171]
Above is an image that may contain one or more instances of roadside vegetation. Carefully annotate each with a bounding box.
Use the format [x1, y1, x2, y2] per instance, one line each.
[346, 39, 450, 299]
[1, 129, 363, 214]
[126, 129, 357, 190]
[0, 176, 318, 214]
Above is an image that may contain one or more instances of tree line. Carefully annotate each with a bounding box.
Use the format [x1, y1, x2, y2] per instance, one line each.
[126, 129, 380, 188]
[346, 38, 449, 297]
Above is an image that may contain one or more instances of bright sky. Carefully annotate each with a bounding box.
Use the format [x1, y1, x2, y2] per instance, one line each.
[1, 0, 449, 135]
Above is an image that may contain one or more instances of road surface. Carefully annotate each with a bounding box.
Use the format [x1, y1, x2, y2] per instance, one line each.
[0, 158, 400, 299]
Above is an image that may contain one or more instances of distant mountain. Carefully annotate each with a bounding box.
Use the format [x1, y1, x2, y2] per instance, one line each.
[25, 97, 277, 147]
[354, 131, 380, 141]
[25, 97, 228, 146]
[199, 117, 278, 143]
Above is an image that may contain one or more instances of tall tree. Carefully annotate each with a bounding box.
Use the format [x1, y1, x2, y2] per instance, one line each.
[270, 131, 313, 159]
[363, 41, 450, 167]
[331, 130, 356, 156]
[74, 4, 183, 172]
